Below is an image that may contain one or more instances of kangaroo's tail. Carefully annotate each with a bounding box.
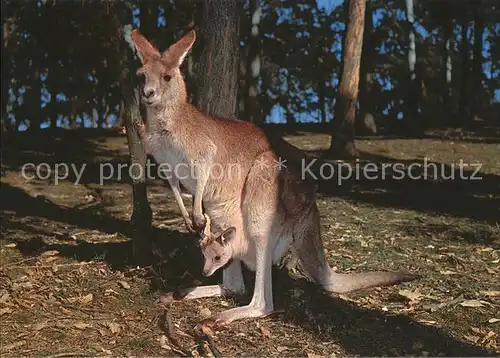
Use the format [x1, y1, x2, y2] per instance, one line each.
[323, 270, 419, 293]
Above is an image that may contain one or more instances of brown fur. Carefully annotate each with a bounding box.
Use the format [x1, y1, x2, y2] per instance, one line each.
[130, 29, 419, 328]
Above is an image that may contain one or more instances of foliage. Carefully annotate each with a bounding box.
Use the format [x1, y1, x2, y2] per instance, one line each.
[1, 0, 499, 132]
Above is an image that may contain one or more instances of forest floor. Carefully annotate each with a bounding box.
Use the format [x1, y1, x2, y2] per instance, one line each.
[1, 127, 499, 357]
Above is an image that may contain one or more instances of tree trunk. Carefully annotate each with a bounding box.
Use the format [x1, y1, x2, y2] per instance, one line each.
[319, 78, 326, 123]
[28, 33, 41, 132]
[472, 2, 484, 120]
[46, 1, 60, 131]
[458, 16, 472, 125]
[358, 0, 376, 135]
[1, 20, 10, 132]
[328, 0, 365, 158]
[114, 99, 126, 129]
[244, 0, 262, 124]
[111, 5, 152, 263]
[196, 0, 241, 118]
[443, 16, 453, 125]
[139, 2, 158, 38]
[404, 0, 421, 134]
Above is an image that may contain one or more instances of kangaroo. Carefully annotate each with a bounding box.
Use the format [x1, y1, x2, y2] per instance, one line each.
[130, 29, 419, 328]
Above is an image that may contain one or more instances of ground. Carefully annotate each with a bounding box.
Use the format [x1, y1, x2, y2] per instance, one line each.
[1, 127, 499, 357]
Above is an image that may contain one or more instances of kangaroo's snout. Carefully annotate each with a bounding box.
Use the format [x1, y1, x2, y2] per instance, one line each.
[143, 87, 155, 99]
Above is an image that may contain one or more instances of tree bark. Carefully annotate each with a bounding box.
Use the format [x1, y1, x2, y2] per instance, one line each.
[443, 15, 453, 125]
[244, 0, 262, 124]
[1, 19, 10, 132]
[472, 2, 484, 119]
[328, 0, 365, 158]
[28, 31, 41, 132]
[458, 15, 472, 125]
[319, 77, 326, 123]
[139, 2, 158, 39]
[111, 4, 152, 263]
[196, 0, 241, 118]
[358, 0, 376, 135]
[404, 0, 421, 134]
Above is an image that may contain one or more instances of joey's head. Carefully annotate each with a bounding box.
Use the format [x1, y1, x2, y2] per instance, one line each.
[130, 29, 196, 108]
[199, 214, 236, 277]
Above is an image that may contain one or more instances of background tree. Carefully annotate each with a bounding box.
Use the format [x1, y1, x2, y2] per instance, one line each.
[1, 1, 499, 136]
[358, 0, 377, 135]
[111, 2, 152, 262]
[243, 0, 263, 124]
[328, 0, 366, 157]
[196, 0, 242, 118]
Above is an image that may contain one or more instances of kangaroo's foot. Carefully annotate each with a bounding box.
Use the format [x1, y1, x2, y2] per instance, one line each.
[158, 284, 247, 304]
[197, 304, 277, 329]
[158, 285, 225, 303]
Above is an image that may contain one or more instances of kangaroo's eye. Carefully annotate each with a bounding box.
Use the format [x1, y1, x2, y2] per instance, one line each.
[214, 256, 221, 262]
[163, 74, 172, 82]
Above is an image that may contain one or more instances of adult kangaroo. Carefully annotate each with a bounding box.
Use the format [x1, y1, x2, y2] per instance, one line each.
[130, 29, 418, 328]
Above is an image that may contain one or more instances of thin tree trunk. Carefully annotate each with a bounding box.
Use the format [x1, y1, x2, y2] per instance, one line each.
[1, 20, 10, 132]
[319, 78, 326, 123]
[458, 17, 472, 124]
[443, 16, 453, 125]
[244, 0, 262, 124]
[358, 0, 376, 135]
[111, 4, 152, 263]
[29, 70, 41, 131]
[328, 0, 365, 157]
[196, 0, 241, 118]
[114, 99, 125, 129]
[472, 2, 484, 120]
[28, 30, 42, 132]
[316, 14, 327, 124]
[404, 0, 420, 134]
[285, 71, 296, 124]
[139, 2, 157, 38]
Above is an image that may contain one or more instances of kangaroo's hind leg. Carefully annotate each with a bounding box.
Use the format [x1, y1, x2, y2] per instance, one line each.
[199, 151, 282, 328]
[291, 202, 331, 287]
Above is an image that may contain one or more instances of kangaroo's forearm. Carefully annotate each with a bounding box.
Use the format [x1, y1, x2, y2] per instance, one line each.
[169, 178, 193, 229]
[192, 161, 212, 228]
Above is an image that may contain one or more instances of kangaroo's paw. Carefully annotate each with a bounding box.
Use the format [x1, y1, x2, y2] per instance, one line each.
[158, 284, 225, 304]
[192, 212, 207, 232]
[182, 217, 197, 234]
[198, 305, 274, 329]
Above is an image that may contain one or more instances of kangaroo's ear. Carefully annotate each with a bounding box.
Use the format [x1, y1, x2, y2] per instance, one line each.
[217, 226, 236, 246]
[130, 29, 160, 64]
[162, 29, 196, 68]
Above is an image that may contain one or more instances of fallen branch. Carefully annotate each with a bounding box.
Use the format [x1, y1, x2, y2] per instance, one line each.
[46, 352, 86, 358]
[159, 309, 190, 356]
[194, 324, 222, 358]
[6, 261, 98, 269]
[3, 257, 39, 267]
[60, 303, 110, 315]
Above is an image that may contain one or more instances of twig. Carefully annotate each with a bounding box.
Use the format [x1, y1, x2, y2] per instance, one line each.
[159, 309, 190, 356]
[9, 261, 98, 269]
[3, 256, 39, 267]
[61, 303, 110, 315]
[194, 326, 222, 358]
[46, 352, 86, 358]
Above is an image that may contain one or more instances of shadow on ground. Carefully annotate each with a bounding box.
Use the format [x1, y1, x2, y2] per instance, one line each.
[273, 270, 495, 357]
[298, 150, 500, 229]
[1, 182, 496, 356]
[2, 128, 499, 228]
[1, 129, 499, 355]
